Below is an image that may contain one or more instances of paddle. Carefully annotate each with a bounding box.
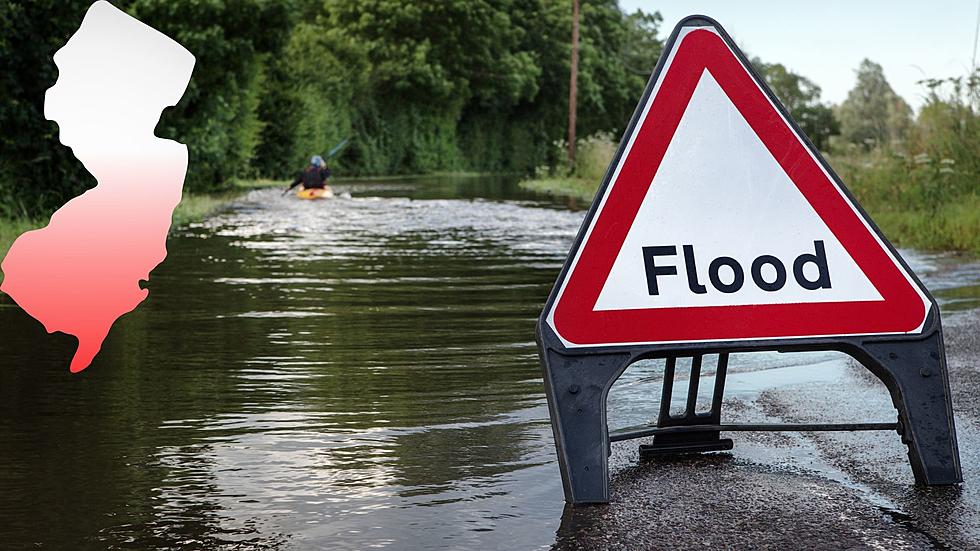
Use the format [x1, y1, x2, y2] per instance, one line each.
[282, 137, 351, 195]
[325, 137, 350, 159]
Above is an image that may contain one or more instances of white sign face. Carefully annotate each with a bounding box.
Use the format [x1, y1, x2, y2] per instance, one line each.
[594, 70, 882, 312]
[545, 25, 930, 349]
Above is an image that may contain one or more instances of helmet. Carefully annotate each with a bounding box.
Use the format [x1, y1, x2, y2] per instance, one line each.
[311, 155, 325, 167]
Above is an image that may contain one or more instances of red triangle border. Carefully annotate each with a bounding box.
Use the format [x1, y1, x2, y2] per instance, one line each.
[551, 28, 927, 347]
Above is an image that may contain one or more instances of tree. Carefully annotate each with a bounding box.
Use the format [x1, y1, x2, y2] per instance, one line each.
[751, 58, 838, 151]
[836, 59, 913, 149]
[567, 0, 580, 165]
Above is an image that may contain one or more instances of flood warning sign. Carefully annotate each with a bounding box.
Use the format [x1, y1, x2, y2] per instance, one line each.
[545, 26, 930, 348]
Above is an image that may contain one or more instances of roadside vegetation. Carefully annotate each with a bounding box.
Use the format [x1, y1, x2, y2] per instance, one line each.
[168, 189, 247, 229]
[522, 61, 980, 254]
[0, 2, 975, 256]
[0, 1, 663, 265]
[520, 133, 616, 201]
[0, 218, 41, 263]
[0, 179, 283, 274]
[0, 1, 661, 216]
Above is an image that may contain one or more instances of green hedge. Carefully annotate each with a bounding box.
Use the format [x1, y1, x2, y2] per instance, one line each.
[0, 0, 663, 217]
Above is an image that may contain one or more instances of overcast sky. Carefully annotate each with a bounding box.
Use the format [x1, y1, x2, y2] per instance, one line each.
[618, 1, 980, 110]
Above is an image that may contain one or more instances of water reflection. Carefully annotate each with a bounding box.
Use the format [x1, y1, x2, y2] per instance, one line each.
[0, 177, 570, 549]
[0, 175, 977, 549]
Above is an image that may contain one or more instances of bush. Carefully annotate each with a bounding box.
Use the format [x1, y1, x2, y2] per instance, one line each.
[828, 70, 980, 254]
[0, 1, 662, 213]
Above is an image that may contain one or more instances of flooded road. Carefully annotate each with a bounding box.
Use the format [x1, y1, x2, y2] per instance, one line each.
[1, 176, 978, 549]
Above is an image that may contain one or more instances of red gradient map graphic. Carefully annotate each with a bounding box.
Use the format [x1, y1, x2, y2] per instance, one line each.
[0, 1, 195, 372]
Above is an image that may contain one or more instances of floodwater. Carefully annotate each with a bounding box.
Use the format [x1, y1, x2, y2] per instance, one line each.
[0, 175, 977, 549]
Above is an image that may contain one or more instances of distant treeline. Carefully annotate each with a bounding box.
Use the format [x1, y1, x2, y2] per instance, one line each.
[0, 0, 663, 217]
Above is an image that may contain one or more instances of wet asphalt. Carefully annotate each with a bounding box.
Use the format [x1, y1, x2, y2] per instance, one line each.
[552, 308, 980, 550]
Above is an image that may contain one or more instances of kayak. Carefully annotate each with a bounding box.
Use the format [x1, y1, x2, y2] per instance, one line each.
[296, 186, 334, 200]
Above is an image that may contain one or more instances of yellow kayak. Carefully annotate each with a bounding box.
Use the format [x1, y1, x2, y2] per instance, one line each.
[296, 186, 333, 200]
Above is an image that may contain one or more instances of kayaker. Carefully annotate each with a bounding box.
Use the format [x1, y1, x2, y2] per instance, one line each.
[287, 155, 332, 192]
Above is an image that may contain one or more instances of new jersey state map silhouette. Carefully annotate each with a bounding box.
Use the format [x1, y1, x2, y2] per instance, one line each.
[1, 1, 196, 372]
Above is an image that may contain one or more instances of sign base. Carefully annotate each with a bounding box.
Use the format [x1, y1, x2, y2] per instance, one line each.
[536, 312, 961, 505]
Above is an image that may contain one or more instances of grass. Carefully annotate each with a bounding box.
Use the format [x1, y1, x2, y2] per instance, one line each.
[168, 179, 288, 227]
[0, 178, 287, 271]
[0, 218, 43, 287]
[0, 218, 43, 262]
[170, 191, 241, 228]
[831, 150, 980, 255]
[519, 132, 614, 202]
[170, 179, 287, 228]
[232, 177, 288, 189]
[172, 178, 288, 226]
[869, 196, 980, 253]
[520, 177, 596, 201]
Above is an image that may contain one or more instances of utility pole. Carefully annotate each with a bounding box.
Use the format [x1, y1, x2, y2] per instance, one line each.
[973, 0, 980, 72]
[567, 0, 580, 167]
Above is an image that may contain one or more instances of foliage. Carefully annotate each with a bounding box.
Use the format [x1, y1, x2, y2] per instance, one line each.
[253, 19, 366, 176]
[836, 59, 913, 149]
[519, 130, 616, 201]
[832, 149, 980, 253]
[0, 0, 292, 217]
[128, 0, 291, 190]
[0, 1, 98, 218]
[573, 5, 662, 137]
[0, 0, 666, 218]
[751, 58, 838, 150]
[913, 71, 980, 184]
[3, 2, 975, 256]
[307, 0, 663, 175]
[829, 69, 980, 253]
[572, 132, 617, 182]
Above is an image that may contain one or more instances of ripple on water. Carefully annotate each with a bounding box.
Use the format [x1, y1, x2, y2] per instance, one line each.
[1, 177, 978, 549]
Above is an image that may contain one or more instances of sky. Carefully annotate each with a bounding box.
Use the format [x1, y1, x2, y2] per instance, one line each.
[618, 1, 980, 111]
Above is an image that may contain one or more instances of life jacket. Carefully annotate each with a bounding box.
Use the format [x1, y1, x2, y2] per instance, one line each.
[301, 166, 330, 189]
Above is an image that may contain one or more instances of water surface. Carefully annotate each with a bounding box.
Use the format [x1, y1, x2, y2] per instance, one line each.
[0, 175, 976, 549]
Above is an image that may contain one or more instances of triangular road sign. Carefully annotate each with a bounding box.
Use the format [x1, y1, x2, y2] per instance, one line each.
[545, 22, 930, 348]
[538, 16, 959, 507]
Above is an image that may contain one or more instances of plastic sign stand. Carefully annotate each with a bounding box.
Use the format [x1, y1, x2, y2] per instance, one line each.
[536, 15, 962, 505]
